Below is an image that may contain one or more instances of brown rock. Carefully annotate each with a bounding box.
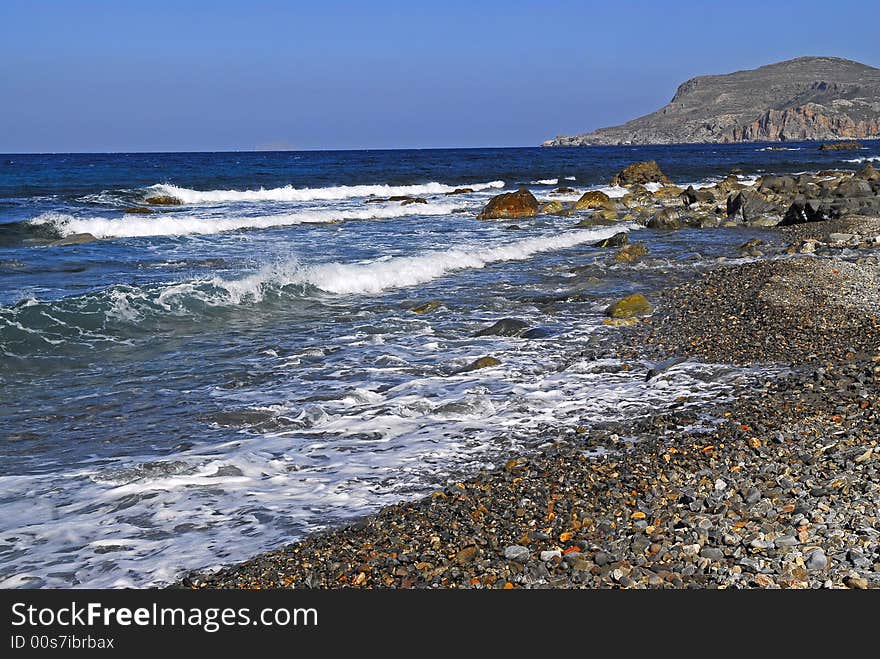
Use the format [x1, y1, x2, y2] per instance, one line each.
[610, 161, 672, 187]
[819, 140, 864, 151]
[445, 188, 474, 195]
[614, 243, 649, 263]
[574, 190, 615, 211]
[144, 195, 182, 205]
[477, 188, 539, 220]
[123, 207, 154, 214]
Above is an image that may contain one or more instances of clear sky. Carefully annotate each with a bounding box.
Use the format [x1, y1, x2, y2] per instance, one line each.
[2, 0, 879, 152]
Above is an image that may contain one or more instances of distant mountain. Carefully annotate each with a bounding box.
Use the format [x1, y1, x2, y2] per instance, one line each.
[544, 56, 880, 146]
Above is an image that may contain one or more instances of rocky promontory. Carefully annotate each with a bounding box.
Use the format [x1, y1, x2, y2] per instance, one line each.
[545, 56, 880, 146]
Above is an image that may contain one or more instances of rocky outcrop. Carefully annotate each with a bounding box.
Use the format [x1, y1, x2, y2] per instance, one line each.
[819, 141, 864, 150]
[544, 57, 880, 146]
[477, 188, 539, 220]
[611, 161, 673, 186]
[145, 195, 182, 205]
[574, 190, 615, 211]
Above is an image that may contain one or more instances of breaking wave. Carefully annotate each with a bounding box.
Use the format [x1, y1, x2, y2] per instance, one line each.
[148, 180, 505, 204]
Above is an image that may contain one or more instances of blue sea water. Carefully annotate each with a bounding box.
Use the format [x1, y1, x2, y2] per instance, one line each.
[0, 142, 877, 587]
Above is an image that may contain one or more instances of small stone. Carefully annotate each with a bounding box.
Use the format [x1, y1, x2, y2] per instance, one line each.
[503, 545, 530, 562]
[806, 549, 828, 571]
[844, 576, 868, 590]
[700, 547, 726, 561]
[540, 550, 562, 562]
[714, 478, 727, 491]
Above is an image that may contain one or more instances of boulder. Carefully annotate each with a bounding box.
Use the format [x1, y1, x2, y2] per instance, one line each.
[553, 186, 576, 194]
[726, 190, 778, 222]
[647, 207, 686, 230]
[758, 175, 798, 194]
[460, 356, 502, 372]
[856, 164, 880, 181]
[611, 161, 673, 187]
[445, 188, 474, 195]
[819, 141, 863, 151]
[538, 200, 565, 214]
[477, 188, 539, 220]
[834, 177, 873, 198]
[610, 161, 672, 187]
[714, 175, 745, 195]
[651, 185, 683, 199]
[614, 243, 649, 263]
[144, 195, 182, 205]
[400, 197, 427, 205]
[679, 185, 716, 207]
[574, 190, 615, 211]
[474, 318, 530, 337]
[605, 294, 652, 319]
[592, 232, 629, 248]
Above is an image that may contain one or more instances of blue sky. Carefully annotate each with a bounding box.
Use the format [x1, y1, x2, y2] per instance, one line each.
[1, 0, 878, 152]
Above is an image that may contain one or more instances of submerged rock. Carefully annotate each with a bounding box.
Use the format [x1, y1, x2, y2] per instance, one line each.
[474, 318, 530, 337]
[605, 293, 652, 319]
[610, 161, 672, 187]
[614, 243, 649, 262]
[123, 207, 154, 214]
[445, 188, 474, 195]
[477, 188, 539, 220]
[411, 301, 442, 314]
[460, 356, 502, 372]
[49, 233, 98, 246]
[144, 195, 182, 205]
[400, 197, 427, 205]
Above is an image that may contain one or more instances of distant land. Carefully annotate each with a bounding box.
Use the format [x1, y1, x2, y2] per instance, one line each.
[544, 56, 880, 146]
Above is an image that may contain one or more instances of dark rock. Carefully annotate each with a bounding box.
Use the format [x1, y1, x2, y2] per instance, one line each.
[123, 207, 154, 214]
[474, 319, 530, 337]
[647, 207, 685, 230]
[445, 188, 474, 195]
[592, 232, 629, 248]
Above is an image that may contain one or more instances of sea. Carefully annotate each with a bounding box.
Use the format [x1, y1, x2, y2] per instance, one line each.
[1, 141, 878, 588]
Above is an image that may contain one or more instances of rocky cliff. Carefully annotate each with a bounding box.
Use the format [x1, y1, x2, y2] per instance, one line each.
[544, 56, 880, 146]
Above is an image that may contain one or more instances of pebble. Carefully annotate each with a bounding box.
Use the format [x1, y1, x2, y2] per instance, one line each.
[503, 545, 530, 562]
[806, 549, 828, 571]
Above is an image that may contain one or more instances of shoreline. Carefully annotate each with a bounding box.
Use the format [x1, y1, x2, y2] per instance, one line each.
[177, 219, 880, 589]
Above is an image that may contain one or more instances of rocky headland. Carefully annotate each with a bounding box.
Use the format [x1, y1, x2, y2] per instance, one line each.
[545, 56, 880, 146]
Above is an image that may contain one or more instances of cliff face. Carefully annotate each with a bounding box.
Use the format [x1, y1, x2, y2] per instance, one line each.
[544, 57, 880, 146]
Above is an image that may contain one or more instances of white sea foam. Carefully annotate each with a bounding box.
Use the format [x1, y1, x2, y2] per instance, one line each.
[532, 178, 558, 185]
[28, 202, 461, 238]
[202, 223, 639, 297]
[843, 156, 880, 163]
[149, 180, 505, 204]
